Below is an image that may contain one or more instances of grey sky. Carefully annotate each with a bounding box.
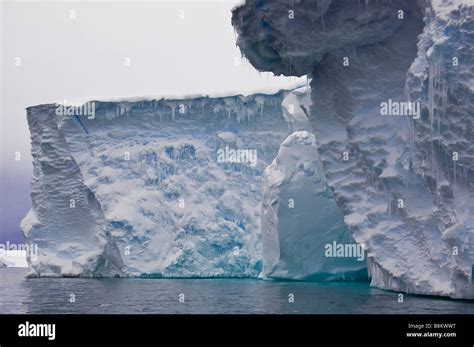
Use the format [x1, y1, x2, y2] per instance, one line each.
[0, 0, 304, 243]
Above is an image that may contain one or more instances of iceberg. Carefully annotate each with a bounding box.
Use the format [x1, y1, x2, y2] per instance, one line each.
[232, 0, 474, 299]
[0, 251, 28, 268]
[20, 0, 473, 300]
[22, 92, 294, 278]
[22, 88, 364, 281]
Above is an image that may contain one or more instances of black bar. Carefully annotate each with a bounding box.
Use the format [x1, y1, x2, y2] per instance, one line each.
[0, 314, 473, 345]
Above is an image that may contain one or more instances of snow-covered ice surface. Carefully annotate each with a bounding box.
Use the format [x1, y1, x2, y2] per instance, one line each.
[22, 91, 314, 278]
[261, 131, 366, 281]
[233, 0, 474, 299]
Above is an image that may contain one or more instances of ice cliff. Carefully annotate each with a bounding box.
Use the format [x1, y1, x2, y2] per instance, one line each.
[23, 91, 339, 278]
[232, 0, 474, 298]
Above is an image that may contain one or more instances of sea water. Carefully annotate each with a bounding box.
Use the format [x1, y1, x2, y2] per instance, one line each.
[0, 268, 473, 314]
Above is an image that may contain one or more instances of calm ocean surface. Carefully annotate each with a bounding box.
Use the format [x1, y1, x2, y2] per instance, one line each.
[1, 268, 473, 314]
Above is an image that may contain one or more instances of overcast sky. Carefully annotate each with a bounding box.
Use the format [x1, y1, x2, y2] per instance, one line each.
[0, 0, 304, 243]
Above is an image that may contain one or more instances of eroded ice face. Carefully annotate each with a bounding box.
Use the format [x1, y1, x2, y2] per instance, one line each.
[232, 0, 474, 299]
[22, 92, 290, 278]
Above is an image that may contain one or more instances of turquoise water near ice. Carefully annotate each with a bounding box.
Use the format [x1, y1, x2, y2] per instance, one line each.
[1, 268, 473, 314]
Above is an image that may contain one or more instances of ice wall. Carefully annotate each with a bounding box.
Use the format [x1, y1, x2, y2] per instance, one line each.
[22, 104, 124, 277]
[22, 92, 293, 277]
[232, 0, 474, 298]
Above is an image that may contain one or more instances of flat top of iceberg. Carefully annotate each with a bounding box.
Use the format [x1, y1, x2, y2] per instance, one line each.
[30, 83, 307, 109]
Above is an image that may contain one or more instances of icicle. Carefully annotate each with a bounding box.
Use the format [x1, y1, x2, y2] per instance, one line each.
[453, 159, 456, 187]
[306, 75, 310, 97]
[428, 57, 437, 179]
[289, 57, 292, 78]
[388, 194, 392, 216]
